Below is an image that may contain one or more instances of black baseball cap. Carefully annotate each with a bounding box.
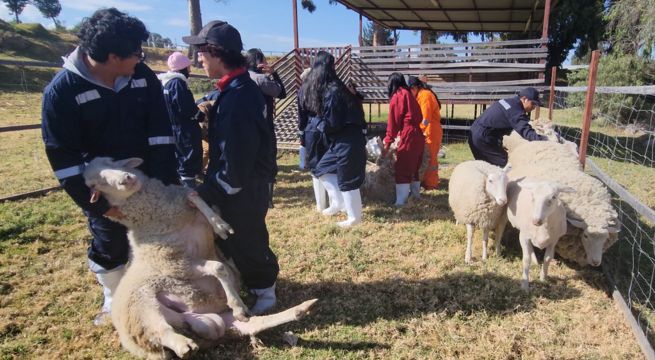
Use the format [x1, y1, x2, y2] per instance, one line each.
[407, 76, 421, 88]
[518, 87, 542, 106]
[182, 20, 243, 52]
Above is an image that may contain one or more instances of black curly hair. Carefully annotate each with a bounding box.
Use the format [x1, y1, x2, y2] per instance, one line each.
[245, 48, 266, 73]
[77, 8, 149, 62]
[202, 44, 246, 69]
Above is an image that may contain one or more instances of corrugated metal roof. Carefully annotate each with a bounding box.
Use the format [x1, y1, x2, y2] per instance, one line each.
[335, 0, 546, 33]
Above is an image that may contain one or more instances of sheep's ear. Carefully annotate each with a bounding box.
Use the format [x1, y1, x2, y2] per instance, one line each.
[517, 178, 537, 189]
[117, 157, 144, 169]
[502, 163, 512, 173]
[567, 217, 587, 229]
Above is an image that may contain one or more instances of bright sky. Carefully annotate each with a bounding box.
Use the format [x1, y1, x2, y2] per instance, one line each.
[0, 0, 421, 55]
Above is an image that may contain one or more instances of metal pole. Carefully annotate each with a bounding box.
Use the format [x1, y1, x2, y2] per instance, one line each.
[548, 66, 556, 120]
[542, 0, 552, 41]
[292, 0, 299, 50]
[359, 14, 363, 46]
[579, 50, 600, 170]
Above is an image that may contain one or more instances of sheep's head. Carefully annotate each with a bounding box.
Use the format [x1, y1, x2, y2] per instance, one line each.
[484, 163, 511, 206]
[83, 157, 145, 205]
[518, 179, 575, 226]
[567, 217, 620, 267]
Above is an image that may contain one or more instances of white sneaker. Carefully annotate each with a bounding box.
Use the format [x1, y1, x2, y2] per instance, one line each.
[250, 284, 276, 315]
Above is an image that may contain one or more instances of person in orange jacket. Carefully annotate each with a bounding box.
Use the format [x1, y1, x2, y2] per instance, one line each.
[408, 76, 443, 190]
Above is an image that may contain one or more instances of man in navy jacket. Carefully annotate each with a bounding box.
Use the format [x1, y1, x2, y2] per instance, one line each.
[41, 8, 178, 324]
[184, 20, 279, 315]
[468, 87, 546, 166]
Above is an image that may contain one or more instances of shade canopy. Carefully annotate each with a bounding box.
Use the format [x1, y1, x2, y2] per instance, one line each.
[334, 0, 547, 33]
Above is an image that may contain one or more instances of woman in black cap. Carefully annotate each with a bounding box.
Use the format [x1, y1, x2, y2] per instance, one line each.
[468, 87, 546, 167]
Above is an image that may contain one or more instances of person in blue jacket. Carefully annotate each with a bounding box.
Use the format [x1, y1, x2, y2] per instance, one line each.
[40, 8, 178, 325]
[468, 87, 547, 167]
[183, 20, 279, 315]
[297, 58, 331, 213]
[301, 51, 367, 227]
[157, 52, 203, 188]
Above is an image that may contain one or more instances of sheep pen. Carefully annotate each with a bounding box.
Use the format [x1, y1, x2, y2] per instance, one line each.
[0, 147, 644, 359]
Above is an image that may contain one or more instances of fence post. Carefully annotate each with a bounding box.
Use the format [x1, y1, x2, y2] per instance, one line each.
[578, 50, 600, 170]
[548, 66, 556, 120]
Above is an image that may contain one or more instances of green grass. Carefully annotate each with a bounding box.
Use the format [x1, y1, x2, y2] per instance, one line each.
[0, 151, 644, 359]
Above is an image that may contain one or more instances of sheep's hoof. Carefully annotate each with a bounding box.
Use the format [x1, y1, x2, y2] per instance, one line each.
[233, 308, 250, 322]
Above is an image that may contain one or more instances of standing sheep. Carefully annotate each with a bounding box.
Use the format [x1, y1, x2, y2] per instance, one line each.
[503, 138, 621, 266]
[83, 157, 317, 359]
[448, 160, 511, 263]
[506, 178, 575, 290]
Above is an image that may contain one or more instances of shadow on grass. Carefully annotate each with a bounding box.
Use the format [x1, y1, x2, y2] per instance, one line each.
[193, 271, 582, 357]
[277, 272, 580, 329]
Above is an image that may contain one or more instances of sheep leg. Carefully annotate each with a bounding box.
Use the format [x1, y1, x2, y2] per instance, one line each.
[187, 193, 234, 239]
[142, 305, 199, 359]
[159, 300, 226, 340]
[224, 299, 318, 336]
[494, 215, 508, 256]
[519, 233, 533, 291]
[465, 224, 474, 264]
[193, 260, 250, 322]
[541, 244, 556, 282]
[481, 229, 489, 261]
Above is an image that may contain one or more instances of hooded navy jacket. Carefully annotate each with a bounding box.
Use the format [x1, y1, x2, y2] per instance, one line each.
[41, 48, 178, 217]
[205, 72, 275, 193]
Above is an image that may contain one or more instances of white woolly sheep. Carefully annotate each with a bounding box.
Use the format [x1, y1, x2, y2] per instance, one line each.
[448, 160, 512, 263]
[83, 157, 317, 359]
[506, 178, 575, 290]
[362, 136, 430, 203]
[504, 139, 620, 266]
[362, 136, 397, 202]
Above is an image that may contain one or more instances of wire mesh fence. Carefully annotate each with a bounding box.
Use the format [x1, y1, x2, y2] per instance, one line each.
[549, 85, 655, 345]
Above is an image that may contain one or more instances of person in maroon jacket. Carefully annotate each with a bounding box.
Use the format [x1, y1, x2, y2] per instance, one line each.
[382, 73, 425, 206]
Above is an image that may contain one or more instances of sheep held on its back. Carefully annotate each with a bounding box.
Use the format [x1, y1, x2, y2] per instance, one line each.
[83, 157, 318, 359]
[506, 140, 620, 266]
[448, 160, 511, 263]
[506, 178, 575, 290]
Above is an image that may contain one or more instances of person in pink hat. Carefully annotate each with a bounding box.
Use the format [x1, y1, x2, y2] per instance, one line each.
[157, 52, 204, 188]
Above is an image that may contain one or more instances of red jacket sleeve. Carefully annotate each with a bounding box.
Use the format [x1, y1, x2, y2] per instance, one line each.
[384, 91, 406, 146]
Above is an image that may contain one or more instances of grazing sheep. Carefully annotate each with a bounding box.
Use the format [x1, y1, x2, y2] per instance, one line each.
[506, 178, 575, 290]
[83, 157, 317, 359]
[448, 160, 512, 263]
[503, 138, 621, 266]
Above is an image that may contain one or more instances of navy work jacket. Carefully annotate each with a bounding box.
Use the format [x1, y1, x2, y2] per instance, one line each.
[41, 61, 178, 216]
[471, 96, 544, 143]
[205, 72, 275, 193]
